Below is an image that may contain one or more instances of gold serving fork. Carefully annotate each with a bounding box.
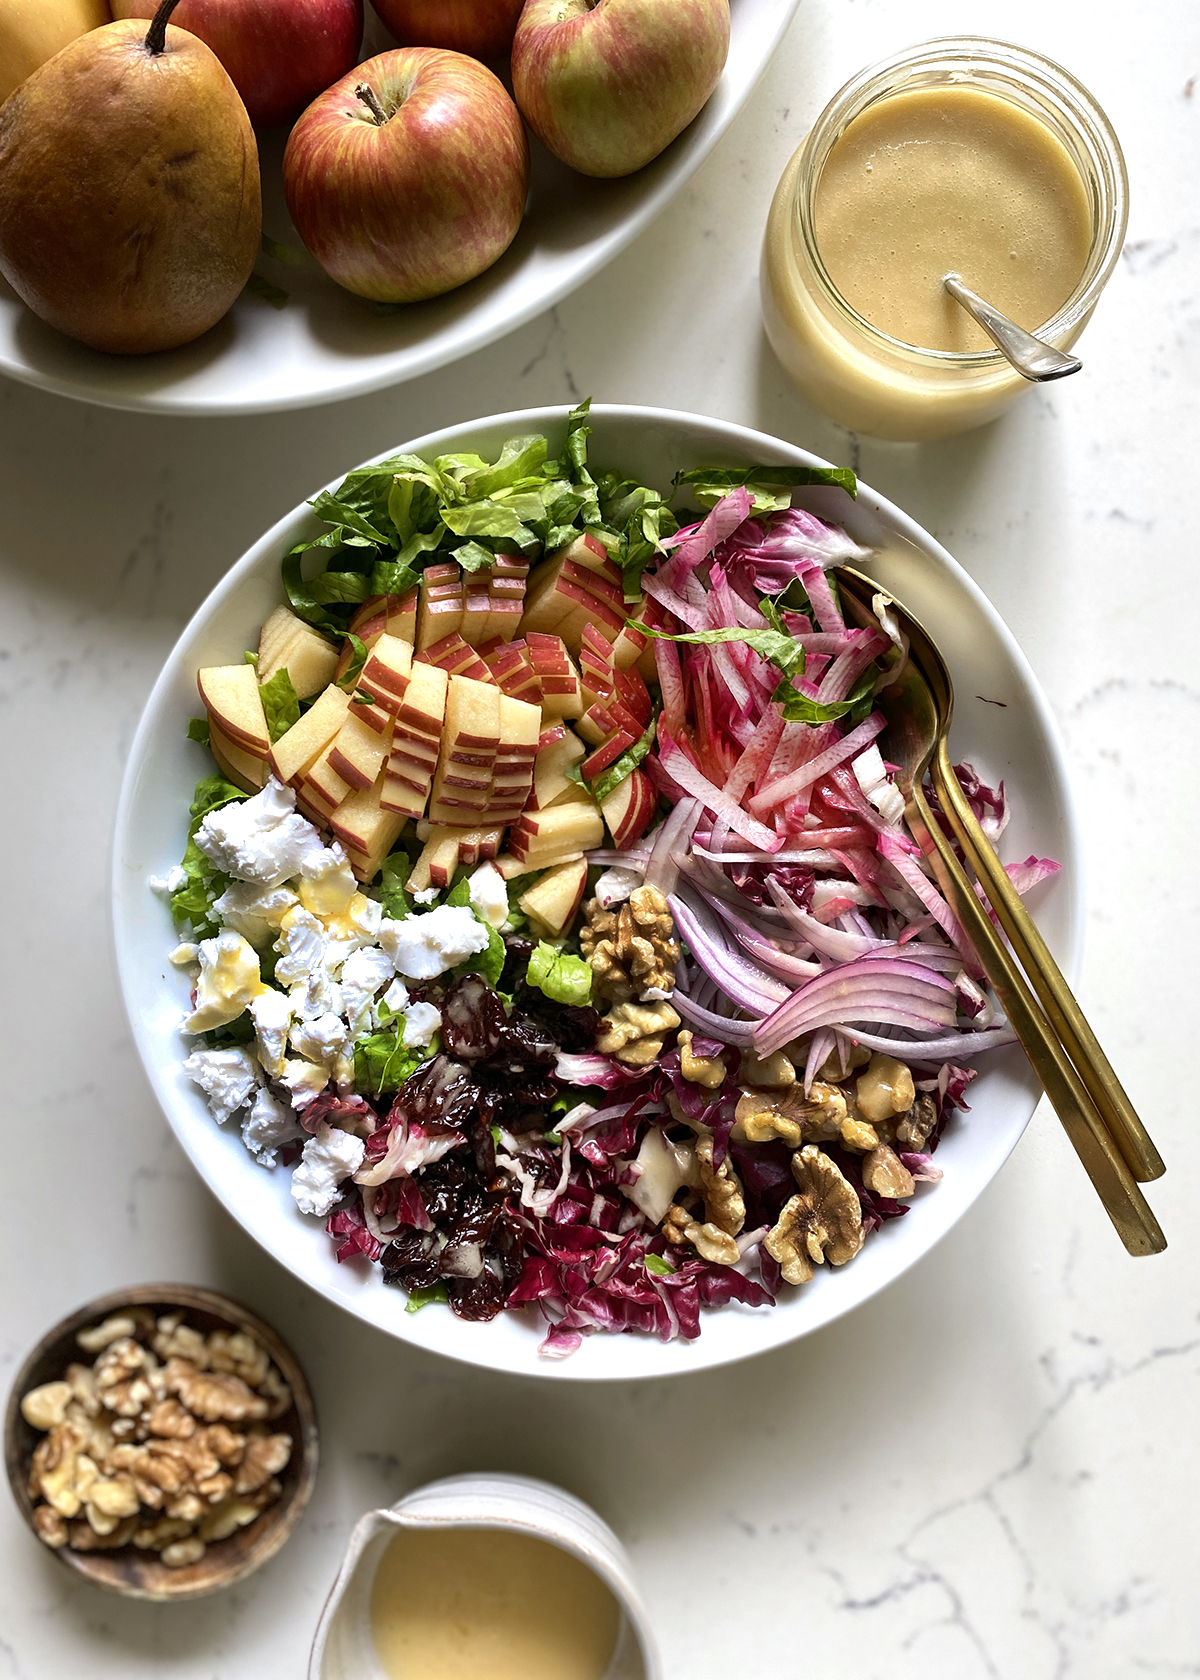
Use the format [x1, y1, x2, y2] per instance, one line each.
[834, 566, 1166, 1257]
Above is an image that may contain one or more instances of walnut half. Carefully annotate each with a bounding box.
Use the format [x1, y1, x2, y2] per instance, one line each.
[581, 886, 679, 1004]
[595, 999, 681, 1066]
[764, 1146, 865, 1285]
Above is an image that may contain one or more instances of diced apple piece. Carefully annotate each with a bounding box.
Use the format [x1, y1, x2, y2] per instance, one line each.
[615, 663, 653, 725]
[493, 849, 584, 881]
[417, 631, 493, 683]
[417, 562, 465, 650]
[380, 762, 432, 820]
[509, 800, 604, 861]
[330, 775, 407, 882]
[415, 823, 505, 866]
[327, 713, 392, 791]
[348, 693, 396, 736]
[198, 665, 270, 757]
[210, 723, 267, 794]
[581, 726, 639, 782]
[518, 857, 589, 939]
[268, 685, 351, 785]
[599, 767, 657, 849]
[296, 744, 350, 825]
[458, 566, 494, 646]
[257, 606, 298, 673]
[396, 660, 448, 735]
[360, 633, 413, 710]
[342, 603, 388, 655]
[407, 833, 461, 891]
[258, 616, 340, 699]
[529, 728, 586, 810]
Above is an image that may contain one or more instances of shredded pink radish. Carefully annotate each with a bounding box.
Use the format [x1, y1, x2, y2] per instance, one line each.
[747, 714, 887, 815]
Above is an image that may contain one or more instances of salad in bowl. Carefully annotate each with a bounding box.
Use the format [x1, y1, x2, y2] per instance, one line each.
[117, 404, 1077, 1377]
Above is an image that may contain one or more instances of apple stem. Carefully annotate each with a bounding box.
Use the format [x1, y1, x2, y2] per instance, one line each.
[355, 84, 391, 127]
[145, 0, 185, 55]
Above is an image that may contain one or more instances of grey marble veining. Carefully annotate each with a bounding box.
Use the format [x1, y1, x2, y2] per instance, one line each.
[2, 0, 1198, 1674]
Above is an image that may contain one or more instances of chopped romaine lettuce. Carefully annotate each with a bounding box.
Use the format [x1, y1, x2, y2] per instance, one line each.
[527, 941, 593, 1006]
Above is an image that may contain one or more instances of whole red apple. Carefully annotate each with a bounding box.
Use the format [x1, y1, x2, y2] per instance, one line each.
[111, 0, 364, 128]
[369, 0, 523, 62]
[512, 0, 730, 178]
[283, 48, 529, 303]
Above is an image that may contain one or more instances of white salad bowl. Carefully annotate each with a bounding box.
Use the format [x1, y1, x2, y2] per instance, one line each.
[0, 3, 798, 416]
[112, 403, 1081, 1381]
[309, 1473, 660, 1680]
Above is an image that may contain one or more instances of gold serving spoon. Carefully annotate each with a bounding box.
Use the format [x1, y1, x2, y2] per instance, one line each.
[834, 566, 1166, 1257]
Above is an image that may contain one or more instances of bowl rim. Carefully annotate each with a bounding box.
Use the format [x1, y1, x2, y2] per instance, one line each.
[5, 1282, 319, 1601]
[112, 401, 1083, 1380]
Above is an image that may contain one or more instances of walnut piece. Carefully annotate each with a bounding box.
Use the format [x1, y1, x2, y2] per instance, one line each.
[233, 1433, 292, 1496]
[676, 1030, 725, 1089]
[764, 1146, 865, 1284]
[161, 1537, 206, 1569]
[29, 1424, 85, 1517]
[684, 1220, 741, 1265]
[861, 1144, 916, 1199]
[838, 1118, 880, 1153]
[76, 1316, 138, 1354]
[739, 1049, 796, 1089]
[581, 886, 679, 1003]
[595, 999, 681, 1066]
[32, 1505, 68, 1547]
[146, 1399, 196, 1439]
[695, 1137, 744, 1236]
[21, 1382, 72, 1432]
[152, 1317, 210, 1369]
[815, 1042, 870, 1083]
[855, 1054, 916, 1124]
[163, 1358, 268, 1424]
[731, 1080, 848, 1148]
[661, 1203, 692, 1245]
[207, 1330, 270, 1389]
[893, 1093, 937, 1151]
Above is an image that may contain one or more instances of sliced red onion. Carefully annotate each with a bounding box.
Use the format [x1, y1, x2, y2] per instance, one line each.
[670, 894, 792, 1013]
[733, 929, 822, 983]
[804, 1027, 838, 1093]
[831, 1023, 1018, 1059]
[671, 989, 758, 1046]
[644, 796, 701, 896]
[766, 877, 890, 959]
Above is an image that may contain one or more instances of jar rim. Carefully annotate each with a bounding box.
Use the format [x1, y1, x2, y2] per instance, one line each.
[792, 36, 1130, 367]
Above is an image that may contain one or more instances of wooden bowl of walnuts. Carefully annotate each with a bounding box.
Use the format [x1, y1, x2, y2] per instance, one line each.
[4, 1284, 318, 1601]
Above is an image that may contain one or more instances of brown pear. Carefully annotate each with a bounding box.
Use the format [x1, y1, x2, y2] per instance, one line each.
[0, 0, 261, 354]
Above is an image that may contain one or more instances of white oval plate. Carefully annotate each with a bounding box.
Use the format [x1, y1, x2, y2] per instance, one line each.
[113, 404, 1081, 1380]
[0, 2, 797, 416]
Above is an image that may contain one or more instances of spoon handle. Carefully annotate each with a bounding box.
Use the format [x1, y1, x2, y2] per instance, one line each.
[906, 782, 1166, 1257]
[931, 743, 1165, 1184]
[943, 274, 1083, 381]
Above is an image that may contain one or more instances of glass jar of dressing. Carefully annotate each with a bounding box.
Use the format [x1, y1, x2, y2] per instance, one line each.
[761, 38, 1128, 441]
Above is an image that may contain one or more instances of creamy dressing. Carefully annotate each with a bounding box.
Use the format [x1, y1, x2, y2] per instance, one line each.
[813, 85, 1091, 352]
[369, 1527, 620, 1680]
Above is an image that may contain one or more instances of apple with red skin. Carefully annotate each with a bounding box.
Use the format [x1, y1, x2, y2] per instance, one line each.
[283, 48, 528, 304]
[369, 0, 524, 62]
[512, 0, 730, 178]
[112, 0, 364, 128]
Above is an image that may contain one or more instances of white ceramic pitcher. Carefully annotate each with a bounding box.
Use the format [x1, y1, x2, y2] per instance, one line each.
[309, 1472, 662, 1680]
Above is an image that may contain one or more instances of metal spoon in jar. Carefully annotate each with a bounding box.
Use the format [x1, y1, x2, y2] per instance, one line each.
[943, 273, 1082, 381]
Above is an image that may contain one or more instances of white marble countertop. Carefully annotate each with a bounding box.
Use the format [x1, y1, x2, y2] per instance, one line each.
[2, 0, 1197, 1674]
